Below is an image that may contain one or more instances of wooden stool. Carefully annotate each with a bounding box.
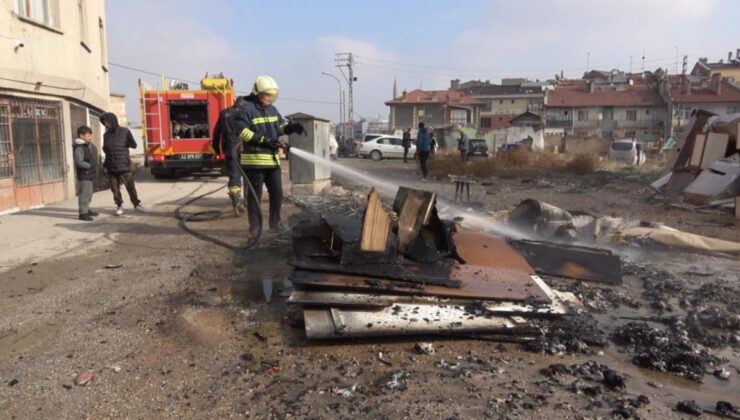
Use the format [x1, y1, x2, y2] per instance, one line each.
[449, 175, 475, 202]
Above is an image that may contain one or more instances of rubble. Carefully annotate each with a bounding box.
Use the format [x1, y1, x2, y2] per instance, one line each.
[716, 401, 738, 417]
[289, 187, 584, 341]
[612, 322, 725, 382]
[413, 342, 435, 355]
[676, 400, 703, 416]
[652, 110, 739, 214]
[74, 371, 95, 386]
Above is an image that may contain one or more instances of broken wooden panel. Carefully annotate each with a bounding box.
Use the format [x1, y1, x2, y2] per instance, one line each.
[451, 230, 534, 274]
[360, 188, 392, 252]
[303, 303, 529, 339]
[289, 276, 578, 316]
[689, 133, 707, 168]
[289, 269, 551, 303]
[511, 240, 622, 284]
[672, 109, 716, 170]
[290, 260, 461, 288]
[393, 187, 436, 252]
[700, 133, 730, 169]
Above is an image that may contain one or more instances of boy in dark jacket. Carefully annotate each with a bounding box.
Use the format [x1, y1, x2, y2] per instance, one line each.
[100, 112, 147, 216]
[74, 126, 99, 221]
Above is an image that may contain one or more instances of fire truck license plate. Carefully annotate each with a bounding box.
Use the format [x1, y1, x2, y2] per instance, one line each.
[181, 154, 201, 160]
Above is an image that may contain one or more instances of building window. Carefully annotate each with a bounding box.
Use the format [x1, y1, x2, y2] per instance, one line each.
[499, 100, 503, 105]
[480, 102, 492, 112]
[78, 0, 90, 50]
[99, 17, 108, 71]
[7, 98, 64, 186]
[416, 106, 425, 117]
[480, 117, 492, 128]
[626, 110, 637, 121]
[728, 106, 739, 114]
[14, 0, 60, 29]
[577, 110, 589, 121]
[450, 109, 467, 125]
[645, 109, 650, 115]
[511, 100, 514, 104]
[0, 104, 12, 178]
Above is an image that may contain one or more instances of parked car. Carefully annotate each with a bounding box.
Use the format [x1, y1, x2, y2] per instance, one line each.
[362, 133, 385, 143]
[358, 136, 416, 161]
[467, 139, 489, 157]
[609, 139, 646, 165]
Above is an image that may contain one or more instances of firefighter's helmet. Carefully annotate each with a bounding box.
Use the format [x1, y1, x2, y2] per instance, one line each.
[252, 75, 279, 98]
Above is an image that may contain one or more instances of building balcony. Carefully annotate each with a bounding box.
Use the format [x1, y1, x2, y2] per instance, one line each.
[545, 119, 573, 128]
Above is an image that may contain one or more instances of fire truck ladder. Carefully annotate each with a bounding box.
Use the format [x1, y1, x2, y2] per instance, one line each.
[138, 79, 165, 152]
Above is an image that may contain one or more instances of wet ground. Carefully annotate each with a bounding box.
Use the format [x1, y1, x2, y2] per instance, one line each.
[0, 159, 738, 418]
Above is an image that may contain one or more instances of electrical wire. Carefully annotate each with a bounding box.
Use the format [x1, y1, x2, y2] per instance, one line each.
[108, 62, 339, 105]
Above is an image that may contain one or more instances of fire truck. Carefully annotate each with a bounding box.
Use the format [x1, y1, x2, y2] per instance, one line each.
[139, 73, 235, 178]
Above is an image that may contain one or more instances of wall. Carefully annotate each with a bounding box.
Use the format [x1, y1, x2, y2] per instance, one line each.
[393, 105, 414, 129]
[489, 97, 530, 115]
[110, 94, 127, 126]
[0, 0, 110, 208]
[0, 0, 111, 111]
[420, 103, 446, 126]
[563, 136, 611, 155]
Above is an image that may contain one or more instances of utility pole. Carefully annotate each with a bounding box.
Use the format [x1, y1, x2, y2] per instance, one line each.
[335, 52, 356, 124]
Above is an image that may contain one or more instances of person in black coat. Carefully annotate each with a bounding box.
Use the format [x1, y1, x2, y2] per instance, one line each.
[101, 112, 147, 215]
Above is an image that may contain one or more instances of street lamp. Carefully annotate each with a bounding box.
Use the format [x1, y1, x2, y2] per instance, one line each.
[321, 72, 344, 123]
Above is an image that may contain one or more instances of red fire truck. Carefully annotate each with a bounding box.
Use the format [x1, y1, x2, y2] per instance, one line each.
[139, 74, 235, 178]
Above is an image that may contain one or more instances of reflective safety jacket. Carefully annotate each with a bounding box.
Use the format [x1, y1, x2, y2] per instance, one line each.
[233, 94, 288, 168]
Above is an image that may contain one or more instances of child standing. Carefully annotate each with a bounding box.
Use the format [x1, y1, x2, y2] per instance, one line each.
[74, 126, 99, 221]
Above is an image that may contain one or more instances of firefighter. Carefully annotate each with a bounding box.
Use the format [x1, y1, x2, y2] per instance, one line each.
[212, 95, 247, 215]
[233, 75, 304, 235]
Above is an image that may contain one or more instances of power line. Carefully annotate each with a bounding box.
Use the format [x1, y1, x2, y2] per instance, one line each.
[108, 61, 339, 105]
[355, 54, 685, 77]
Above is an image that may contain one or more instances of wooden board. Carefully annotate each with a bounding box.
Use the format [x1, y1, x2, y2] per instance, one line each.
[289, 268, 551, 303]
[511, 240, 622, 285]
[360, 188, 391, 252]
[452, 230, 534, 274]
[700, 132, 729, 169]
[393, 187, 436, 252]
[290, 259, 461, 288]
[689, 133, 706, 168]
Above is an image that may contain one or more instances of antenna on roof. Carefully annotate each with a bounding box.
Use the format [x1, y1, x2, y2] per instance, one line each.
[586, 52, 590, 73]
[641, 49, 645, 72]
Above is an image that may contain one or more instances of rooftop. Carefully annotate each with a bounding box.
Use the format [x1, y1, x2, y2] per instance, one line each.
[385, 89, 481, 106]
[546, 80, 664, 107]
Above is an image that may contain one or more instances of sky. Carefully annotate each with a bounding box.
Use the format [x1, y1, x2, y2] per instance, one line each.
[106, 0, 740, 124]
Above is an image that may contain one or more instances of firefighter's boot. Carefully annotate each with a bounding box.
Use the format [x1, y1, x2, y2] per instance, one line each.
[228, 186, 242, 217]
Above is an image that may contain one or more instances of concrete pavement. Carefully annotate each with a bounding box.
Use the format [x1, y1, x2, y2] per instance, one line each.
[0, 172, 227, 273]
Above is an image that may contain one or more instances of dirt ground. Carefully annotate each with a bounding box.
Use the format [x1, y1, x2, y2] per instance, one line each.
[0, 158, 738, 419]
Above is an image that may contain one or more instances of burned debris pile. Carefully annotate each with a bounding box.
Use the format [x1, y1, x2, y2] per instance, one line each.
[652, 111, 740, 216]
[287, 187, 591, 341]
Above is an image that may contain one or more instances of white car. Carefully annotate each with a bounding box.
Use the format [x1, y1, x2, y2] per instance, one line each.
[609, 139, 646, 165]
[358, 136, 416, 160]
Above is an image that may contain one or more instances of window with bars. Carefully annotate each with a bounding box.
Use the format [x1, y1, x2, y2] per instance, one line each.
[450, 109, 467, 125]
[7, 98, 64, 186]
[0, 105, 12, 178]
[626, 110, 637, 121]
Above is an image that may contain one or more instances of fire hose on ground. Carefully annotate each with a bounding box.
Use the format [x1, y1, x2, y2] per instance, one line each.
[173, 142, 264, 251]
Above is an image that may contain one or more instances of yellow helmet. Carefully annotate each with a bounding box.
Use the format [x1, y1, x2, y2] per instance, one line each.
[252, 75, 279, 97]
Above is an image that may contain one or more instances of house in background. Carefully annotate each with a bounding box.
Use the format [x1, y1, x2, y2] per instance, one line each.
[0, 0, 110, 212]
[544, 72, 667, 142]
[691, 51, 740, 80]
[661, 73, 740, 139]
[386, 88, 481, 149]
[455, 78, 546, 132]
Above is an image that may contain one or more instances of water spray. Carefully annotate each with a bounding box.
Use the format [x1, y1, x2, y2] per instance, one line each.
[289, 148, 530, 240]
